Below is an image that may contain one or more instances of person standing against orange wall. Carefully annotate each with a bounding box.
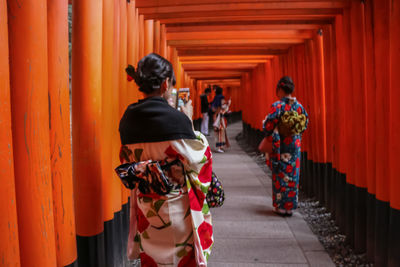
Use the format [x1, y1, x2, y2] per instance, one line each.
[262, 77, 308, 216]
[200, 87, 212, 136]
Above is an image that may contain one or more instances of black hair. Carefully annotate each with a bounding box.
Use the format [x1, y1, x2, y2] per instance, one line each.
[205, 87, 211, 94]
[277, 76, 295, 94]
[126, 53, 176, 94]
[215, 85, 223, 95]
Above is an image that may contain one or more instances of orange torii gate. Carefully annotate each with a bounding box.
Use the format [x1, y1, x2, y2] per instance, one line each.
[0, 0, 400, 266]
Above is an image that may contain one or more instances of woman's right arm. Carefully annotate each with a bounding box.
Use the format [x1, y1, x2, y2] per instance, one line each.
[263, 102, 281, 137]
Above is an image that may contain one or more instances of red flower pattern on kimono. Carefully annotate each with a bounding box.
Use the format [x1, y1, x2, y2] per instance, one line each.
[178, 249, 197, 267]
[164, 146, 184, 160]
[188, 186, 205, 211]
[140, 252, 158, 267]
[198, 160, 212, 183]
[137, 208, 150, 233]
[198, 221, 213, 250]
[288, 191, 296, 198]
[284, 202, 294, 210]
[286, 164, 293, 173]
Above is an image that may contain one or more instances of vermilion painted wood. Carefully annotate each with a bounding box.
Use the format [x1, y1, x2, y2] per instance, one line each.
[322, 25, 334, 165]
[139, 15, 145, 59]
[349, 0, 367, 189]
[168, 39, 306, 47]
[142, 10, 341, 22]
[120, 1, 131, 204]
[119, 0, 128, 117]
[72, 0, 104, 236]
[373, 0, 391, 202]
[154, 20, 161, 54]
[102, 0, 117, 221]
[138, 2, 348, 14]
[167, 30, 314, 40]
[144, 20, 154, 56]
[178, 49, 287, 56]
[0, 1, 20, 265]
[334, 13, 351, 176]
[316, 32, 327, 163]
[137, 0, 348, 8]
[8, 0, 58, 265]
[47, 0, 77, 264]
[166, 24, 324, 33]
[364, 0, 376, 196]
[112, 0, 123, 213]
[160, 24, 167, 57]
[127, 1, 139, 102]
[158, 15, 337, 25]
[390, 0, 400, 210]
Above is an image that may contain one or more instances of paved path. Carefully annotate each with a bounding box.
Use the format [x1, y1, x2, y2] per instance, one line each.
[207, 122, 335, 267]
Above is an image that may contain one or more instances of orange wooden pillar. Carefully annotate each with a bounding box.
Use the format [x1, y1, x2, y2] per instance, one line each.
[139, 15, 145, 59]
[160, 24, 167, 58]
[372, 1, 391, 266]
[47, 0, 77, 265]
[102, 0, 117, 225]
[362, 0, 377, 261]
[389, 2, 400, 266]
[321, 24, 336, 216]
[334, 12, 352, 232]
[315, 31, 328, 206]
[154, 20, 161, 54]
[119, 0, 128, 116]
[127, 0, 138, 102]
[119, 0, 131, 205]
[0, 1, 20, 265]
[112, 0, 122, 215]
[72, 0, 105, 265]
[349, 0, 369, 253]
[8, 0, 58, 265]
[144, 20, 154, 56]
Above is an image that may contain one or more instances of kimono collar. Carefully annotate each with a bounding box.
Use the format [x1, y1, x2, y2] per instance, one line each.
[281, 96, 297, 104]
[119, 96, 196, 145]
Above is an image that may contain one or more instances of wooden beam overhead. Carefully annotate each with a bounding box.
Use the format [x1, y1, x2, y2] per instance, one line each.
[166, 23, 323, 33]
[141, 9, 342, 21]
[180, 55, 275, 61]
[168, 38, 306, 47]
[182, 63, 258, 70]
[136, 0, 348, 8]
[158, 14, 337, 24]
[167, 30, 314, 40]
[177, 48, 287, 56]
[138, 2, 348, 14]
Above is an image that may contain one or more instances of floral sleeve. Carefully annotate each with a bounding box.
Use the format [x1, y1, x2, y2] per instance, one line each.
[263, 102, 282, 137]
[170, 132, 213, 267]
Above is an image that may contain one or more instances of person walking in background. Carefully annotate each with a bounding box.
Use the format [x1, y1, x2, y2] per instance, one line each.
[200, 87, 212, 136]
[211, 86, 231, 153]
[262, 76, 308, 216]
[120, 53, 214, 266]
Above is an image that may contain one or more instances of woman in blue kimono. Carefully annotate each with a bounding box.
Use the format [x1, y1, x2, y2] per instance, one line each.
[263, 76, 308, 216]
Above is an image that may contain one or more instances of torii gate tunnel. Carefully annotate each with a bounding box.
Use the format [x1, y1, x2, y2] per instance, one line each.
[0, 0, 399, 266]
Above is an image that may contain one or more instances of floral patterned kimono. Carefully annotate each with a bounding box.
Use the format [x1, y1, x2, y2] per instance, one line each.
[263, 97, 308, 211]
[119, 96, 213, 267]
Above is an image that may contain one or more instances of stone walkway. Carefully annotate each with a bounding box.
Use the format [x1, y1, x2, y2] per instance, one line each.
[207, 122, 335, 267]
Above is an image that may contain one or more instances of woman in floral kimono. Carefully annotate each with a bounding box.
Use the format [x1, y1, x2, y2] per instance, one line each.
[211, 86, 230, 153]
[263, 76, 308, 216]
[119, 54, 213, 266]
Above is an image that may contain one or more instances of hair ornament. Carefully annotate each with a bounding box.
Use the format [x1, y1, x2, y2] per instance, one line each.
[125, 64, 136, 82]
